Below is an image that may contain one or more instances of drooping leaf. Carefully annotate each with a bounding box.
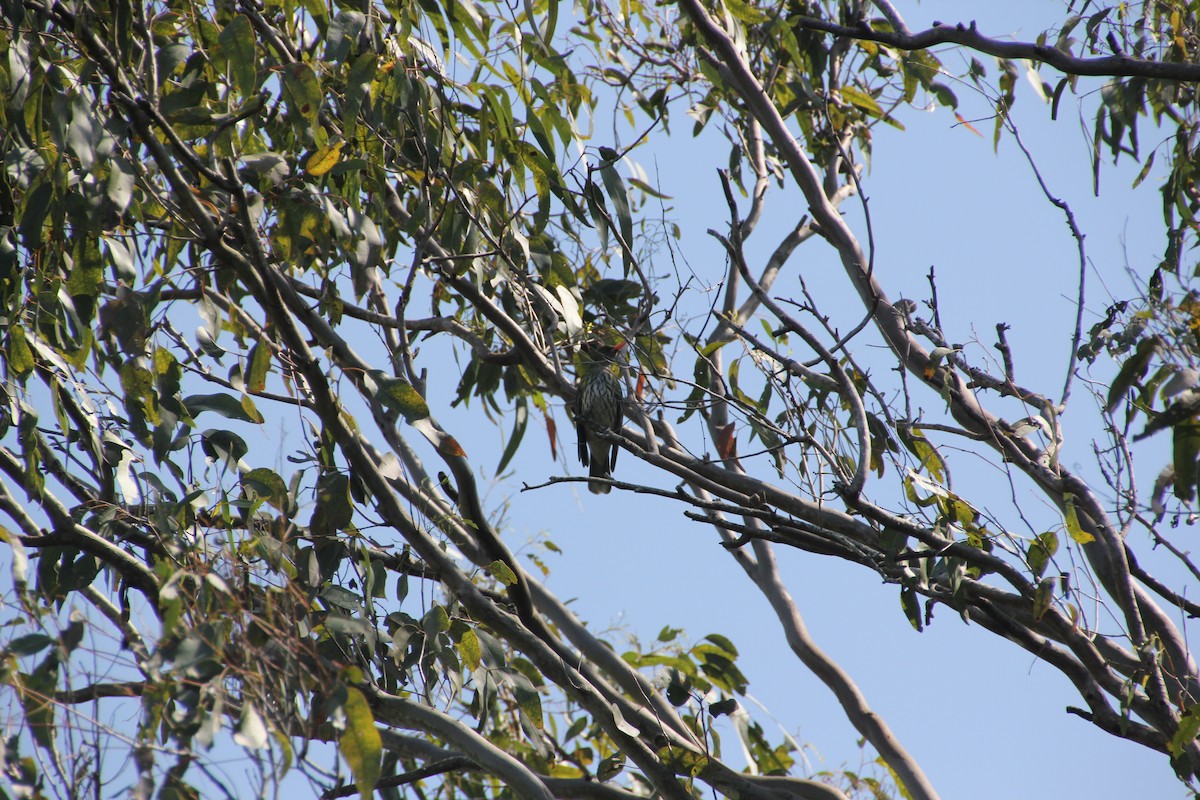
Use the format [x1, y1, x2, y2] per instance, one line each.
[311, 471, 353, 536]
[247, 341, 271, 393]
[1173, 421, 1200, 502]
[1027, 531, 1059, 578]
[1106, 335, 1162, 413]
[217, 15, 257, 97]
[457, 628, 482, 671]
[339, 686, 382, 797]
[282, 62, 323, 126]
[897, 424, 946, 483]
[201, 429, 248, 470]
[1062, 493, 1095, 544]
[597, 162, 635, 274]
[1032, 577, 1055, 622]
[900, 585, 923, 632]
[496, 396, 528, 475]
[234, 703, 269, 750]
[7, 326, 34, 380]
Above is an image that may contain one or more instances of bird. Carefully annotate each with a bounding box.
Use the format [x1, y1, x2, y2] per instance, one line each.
[575, 343, 625, 494]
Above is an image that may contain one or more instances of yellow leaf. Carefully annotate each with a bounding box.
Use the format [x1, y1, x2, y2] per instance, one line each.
[458, 628, 481, 671]
[339, 687, 381, 797]
[306, 141, 344, 176]
[1062, 493, 1095, 544]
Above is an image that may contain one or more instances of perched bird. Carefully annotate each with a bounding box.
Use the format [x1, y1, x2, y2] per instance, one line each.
[575, 344, 625, 494]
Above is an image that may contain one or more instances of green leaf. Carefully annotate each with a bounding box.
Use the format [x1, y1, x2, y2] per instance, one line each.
[900, 585, 923, 632]
[840, 85, 884, 118]
[897, 424, 946, 483]
[1027, 531, 1058, 577]
[240, 394, 265, 424]
[703, 633, 738, 657]
[656, 745, 709, 777]
[1032, 577, 1054, 622]
[1174, 421, 1200, 502]
[495, 395, 528, 475]
[627, 177, 672, 199]
[624, 652, 698, 677]
[184, 393, 261, 423]
[282, 62, 322, 125]
[120, 360, 160, 427]
[17, 181, 53, 249]
[343, 53, 377, 140]
[6, 633, 53, 657]
[597, 754, 626, 781]
[369, 371, 430, 423]
[20, 652, 60, 750]
[67, 93, 97, 171]
[243, 467, 289, 510]
[514, 682, 543, 729]
[325, 10, 366, 63]
[201, 429, 248, 469]
[598, 163, 635, 275]
[1106, 335, 1162, 413]
[247, 341, 271, 393]
[1171, 705, 1200, 757]
[709, 698, 739, 717]
[311, 472, 352, 535]
[217, 15, 257, 97]
[7, 326, 35, 379]
[338, 686, 382, 797]
[106, 156, 137, 214]
[421, 604, 450, 635]
[488, 559, 518, 586]
[722, 0, 767, 24]
[930, 82, 958, 108]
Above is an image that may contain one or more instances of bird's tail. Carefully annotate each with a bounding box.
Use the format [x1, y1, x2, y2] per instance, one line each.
[588, 458, 612, 494]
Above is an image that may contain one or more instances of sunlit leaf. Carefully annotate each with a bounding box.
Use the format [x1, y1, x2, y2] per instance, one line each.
[306, 141, 345, 176]
[234, 703, 269, 750]
[1062, 494, 1095, 544]
[1171, 705, 1200, 757]
[488, 560, 518, 586]
[1027, 531, 1058, 577]
[339, 686, 382, 796]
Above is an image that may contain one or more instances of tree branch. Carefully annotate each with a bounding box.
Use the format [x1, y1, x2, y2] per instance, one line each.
[791, 15, 1200, 81]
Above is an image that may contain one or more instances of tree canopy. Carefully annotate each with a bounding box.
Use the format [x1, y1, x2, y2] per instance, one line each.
[1, 0, 1199, 798]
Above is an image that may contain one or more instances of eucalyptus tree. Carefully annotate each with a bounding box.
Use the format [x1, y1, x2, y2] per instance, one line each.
[1, 1, 1198, 798]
